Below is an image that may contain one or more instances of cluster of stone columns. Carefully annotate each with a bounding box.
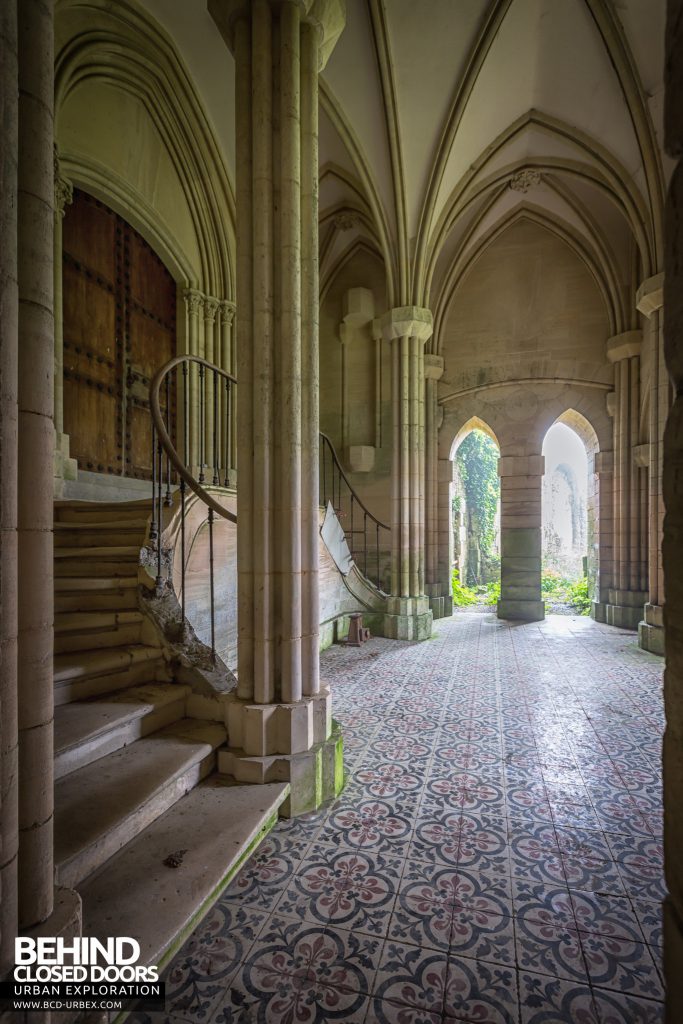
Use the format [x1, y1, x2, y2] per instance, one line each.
[381, 307, 434, 640]
[637, 275, 667, 654]
[424, 355, 450, 619]
[210, 0, 345, 815]
[183, 289, 236, 480]
[601, 332, 648, 628]
[1, 0, 81, 980]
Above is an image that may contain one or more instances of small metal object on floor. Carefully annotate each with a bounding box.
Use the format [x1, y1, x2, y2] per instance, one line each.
[341, 612, 371, 647]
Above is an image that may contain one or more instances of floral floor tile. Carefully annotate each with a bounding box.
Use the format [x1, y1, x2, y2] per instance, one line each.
[157, 614, 666, 1023]
[374, 942, 448, 1014]
[579, 932, 663, 999]
[443, 956, 519, 1022]
[518, 972, 599, 1024]
[591, 986, 664, 1023]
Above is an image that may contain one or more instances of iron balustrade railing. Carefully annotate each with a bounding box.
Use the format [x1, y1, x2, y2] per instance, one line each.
[319, 432, 389, 591]
[149, 356, 389, 662]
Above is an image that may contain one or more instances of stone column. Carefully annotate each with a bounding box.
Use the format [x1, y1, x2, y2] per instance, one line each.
[591, 450, 615, 620]
[210, 0, 345, 816]
[424, 355, 446, 618]
[604, 332, 648, 629]
[16, 0, 82, 950]
[52, 146, 76, 496]
[662, 2, 683, 1012]
[0, 0, 19, 977]
[219, 300, 236, 484]
[497, 454, 545, 622]
[184, 288, 203, 474]
[17, 0, 56, 928]
[436, 457, 455, 617]
[203, 296, 219, 482]
[380, 307, 433, 640]
[637, 274, 666, 654]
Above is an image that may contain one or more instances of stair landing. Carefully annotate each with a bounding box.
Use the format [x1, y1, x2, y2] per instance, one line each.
[79, 777, 289, 970]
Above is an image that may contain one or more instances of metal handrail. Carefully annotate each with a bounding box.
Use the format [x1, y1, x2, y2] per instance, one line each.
[148, 354, 390, 652]
[319, 432, 389, 531]
[149, 354, 237, 524]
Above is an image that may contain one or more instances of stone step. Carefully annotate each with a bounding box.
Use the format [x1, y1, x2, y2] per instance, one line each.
[79, 777, 289, 973]
[54, 500, 153, 524]
[53, 521, 149, 548]
[55, 576, 139, 613]
[54, 719, 227, 889]
[54, 546, 141, 577]
[54, 683, 191, 779]
[54, 645, 169, 705]
[54, 611, 145, 654]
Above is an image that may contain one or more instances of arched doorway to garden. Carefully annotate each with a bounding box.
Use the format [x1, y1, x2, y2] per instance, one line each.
[450, 419, 501, 611]
[540, 411, 600, 615]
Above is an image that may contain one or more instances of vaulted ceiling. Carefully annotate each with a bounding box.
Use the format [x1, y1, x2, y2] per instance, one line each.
[137, 0, 668, 328]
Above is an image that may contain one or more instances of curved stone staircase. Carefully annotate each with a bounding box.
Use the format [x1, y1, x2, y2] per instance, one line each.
[53, 499, 288, 973]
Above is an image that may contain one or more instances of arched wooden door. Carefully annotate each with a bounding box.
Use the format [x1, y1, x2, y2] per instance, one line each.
[62, 189, 176, 479]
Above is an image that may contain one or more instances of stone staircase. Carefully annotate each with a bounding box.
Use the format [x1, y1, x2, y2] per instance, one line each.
[52, 499, 288, 974]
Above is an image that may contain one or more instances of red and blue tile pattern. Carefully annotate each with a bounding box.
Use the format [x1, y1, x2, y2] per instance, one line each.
[132, 612, 665, 1023]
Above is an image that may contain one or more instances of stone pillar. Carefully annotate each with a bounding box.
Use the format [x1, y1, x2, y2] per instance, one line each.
[424, 355, 446, 618]
[604, 332, 648, 628]
[15, 0, 82, 956]
[0, 0, 20, 977]
[210, 0, 345, 816]
[637, 274, 666, 655]
[202, 296, 219, 481]
[497, 454, 545, 622]
[184, 288, 203, 474]
[17, 0, 56, 928]
[436, 457, 455, 617]
[52, 146, 76, 497]
[380, 306, 433, 640]
[662, 2, 683, 1012]
[219, 300, 236, 484]
[591, 450, 615, 621]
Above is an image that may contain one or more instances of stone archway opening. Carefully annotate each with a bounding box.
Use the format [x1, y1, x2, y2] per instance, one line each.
[450, 420, 501, 611]
[541, 412, 599, 615]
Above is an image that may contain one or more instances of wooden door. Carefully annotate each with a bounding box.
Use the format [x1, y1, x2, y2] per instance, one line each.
[62, 190, 176, 479]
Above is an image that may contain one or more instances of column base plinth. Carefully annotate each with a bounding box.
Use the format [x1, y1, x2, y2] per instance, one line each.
[591, 601, 607, 622]
[53, 431, 78, 497]
[604, 589, 648, 630]
[219, 720, 344, 817]
[425, 584, 448, 620]
[384, 596, 433, 640]
[638, 603, 664, 655]
[497, 598, 545, 622]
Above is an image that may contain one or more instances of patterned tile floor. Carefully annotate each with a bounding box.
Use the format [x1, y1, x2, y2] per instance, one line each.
[133, 612, 666, 1024]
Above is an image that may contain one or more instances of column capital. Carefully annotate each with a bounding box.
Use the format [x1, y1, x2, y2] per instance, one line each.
[219, 300, 236, 327]
[636, 273, 664, 317]
[184, 288, 204, 318]
[606, 331, 641, 362]
[380, 306, 433, 343]
[424, 355, 444, 381]
[204, 297, 220, 325]
[210, 0, 345, 69]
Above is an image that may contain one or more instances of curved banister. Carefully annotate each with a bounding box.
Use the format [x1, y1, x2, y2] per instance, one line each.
[319, 431, 389, 532]
[149, 353, 390, 612]
[150, 354, 237, 523]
